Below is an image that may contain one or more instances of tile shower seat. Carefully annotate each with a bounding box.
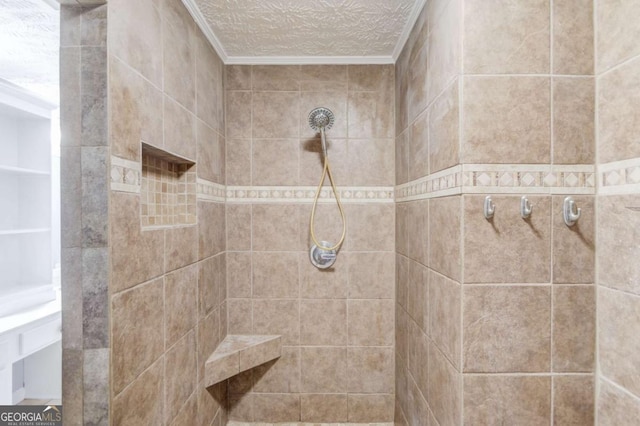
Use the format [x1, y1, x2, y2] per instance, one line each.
[204, 334, 282, 387]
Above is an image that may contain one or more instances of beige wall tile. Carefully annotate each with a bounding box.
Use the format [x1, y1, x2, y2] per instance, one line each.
[165, 225, 198, 273]
[463, 77, 550, 164]
[598, 379, 640, 426]
[406, 375, 431, 426]
[395, 308, 409, 364]
[598, 57, 640, 163]
[348, 90, 394, 139]
[112, 357, 164, 426]
[348, 64, 394, 92]
[227, 252, 251, 298]
[252, 393, 301, 423]
[109, 56, 163, 161]
[553, 285, 595, 372]
[252, 65, 300, 91]
[347, 394, 395, 423]
[162, 13, 195, 113]
[429, 272, 461, 369]
[345, 204, 395, 252]
[165, 264, 198, 348]
[553, 375, 594, 425]
[196, 121, 224, 183]
[463, 286, 551, 372]
[396, 254, 409, 311]
[429, 80, 460, 173]
[300, 394, 347, 422]
[196, 309, 221, 384]
[170, 392, 198, 426]
[348, 252, 394, 299]
[553, 0, 594, 75]
[195, 34, 223, 132]
[108, 0, 162, 86]
[406, 200, 428, 266]
[464, 0, 550, 74]
[429, 196, 462, 281]
[112, 278, 164, 394]
[464, 375, 551, 425]
[300, 299, 347, 345]
[251, 139, 299, 185]
[299, 91, 347, 139]
[299, 137, 349, 187]
[348, 299, 394, 346]
[225, 139, 251, 186]
[464, 195, 551, 283]
[407, 261, 428, 331]
[300, 65, 348, 91]
[396, 202, 409, 257]
[299, 252, 348, 298]
[409, 110, 429, 181]
[226, 204, 251, 251]
[198, 201, 225, 259]
[252, 204, 299, 251]
[428, 342, 461, 426]
[253, 346, 300, 393]
[252, 252, 299, 298]
[300, 347, 347, 393]
[427, 0, 460, 103]
[227, 393, 253, 422]
[346, 139, 395, 186]
[600, 287, 640, 398]
[598, 195, 640, 294]
[198, 254, 224, 317]
[407, 42, 429, 124]
[347, 347, 394, 393]
[597, 0, 640, 73]
[225, 65, 251, 90]
[396, 130, 410, 184]
[407, 321, 429, 398]
[552, 195, 595, 283]
[197, 380, 225, 425]
[252, 91, 300, 138]
[164, 331, 197, 423]
[226, 92, 252, 139]
[253, 299, 300, 345]
[553, 78, 595, 164]
[227, 299, 252, 334]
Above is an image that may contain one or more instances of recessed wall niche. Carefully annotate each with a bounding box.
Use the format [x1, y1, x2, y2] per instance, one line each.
[140, 143, 196, 228]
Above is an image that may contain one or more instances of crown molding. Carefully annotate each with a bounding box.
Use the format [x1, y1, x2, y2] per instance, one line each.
[392, 0, 427, 61]
[181, 0, 229, 63]
[224, 55, 395, 65]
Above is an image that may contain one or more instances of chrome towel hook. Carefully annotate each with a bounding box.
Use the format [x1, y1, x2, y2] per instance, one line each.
[520, 196, 533, 219]
[484, 195, 495, 220]
[563, 196, 581, 227]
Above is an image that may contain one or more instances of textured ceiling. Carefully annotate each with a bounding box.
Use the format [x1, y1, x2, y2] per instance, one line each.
[190, 0, 423, 61]
[0, 0, 59, 103]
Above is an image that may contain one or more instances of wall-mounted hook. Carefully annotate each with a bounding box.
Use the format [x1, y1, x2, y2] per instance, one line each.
[520, 196, 533, 219]
[563, 196, 581, 227]
[484, 195, 495, 220]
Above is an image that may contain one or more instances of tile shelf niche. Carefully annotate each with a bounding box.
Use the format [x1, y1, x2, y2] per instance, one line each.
[204, 334, 282, 387]
[140, 143, 197, 228]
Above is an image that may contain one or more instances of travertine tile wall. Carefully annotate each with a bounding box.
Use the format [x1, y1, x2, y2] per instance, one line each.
[62, 0, 227, 424]
[595, 0, 640, 423]
[394, 0, 463, 424]
[395, 0, 596, 424]
[60, 4, 109, 425]
[224, 64, 396, 423]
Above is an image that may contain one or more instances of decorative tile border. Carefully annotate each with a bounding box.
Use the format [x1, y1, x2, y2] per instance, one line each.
[599, 157, 640, 195]
[197, 178, 226, 202]
[395, 164, 596, 202]
[110, 155, 141, 193]
[226, 186, 395, 204]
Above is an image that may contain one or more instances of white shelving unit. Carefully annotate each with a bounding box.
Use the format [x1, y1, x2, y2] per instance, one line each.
[0, 80, 60, 405]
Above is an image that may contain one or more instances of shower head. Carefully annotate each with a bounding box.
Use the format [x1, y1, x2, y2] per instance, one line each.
[308, 107, 334, 131]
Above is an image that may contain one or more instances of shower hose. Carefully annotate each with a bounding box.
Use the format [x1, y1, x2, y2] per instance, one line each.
[309, 128, 347, 251]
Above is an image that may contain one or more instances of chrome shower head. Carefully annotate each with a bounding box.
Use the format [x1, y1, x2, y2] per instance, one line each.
[308, 107, 334, 131]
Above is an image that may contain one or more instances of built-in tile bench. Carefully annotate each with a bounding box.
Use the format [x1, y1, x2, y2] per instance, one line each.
[204, 334, 282, 387]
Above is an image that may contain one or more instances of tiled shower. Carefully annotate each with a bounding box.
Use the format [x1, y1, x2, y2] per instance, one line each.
[58, 0, 640, 425]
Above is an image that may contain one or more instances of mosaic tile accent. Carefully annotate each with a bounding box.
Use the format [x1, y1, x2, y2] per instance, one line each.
[140, 154, 196, 227]
[395, 164, 596, 202]
[196, 178, 226, 203]
[225, 186, 394, 204]
[599, 157, 640, 195]
[110, 156, 141, 193]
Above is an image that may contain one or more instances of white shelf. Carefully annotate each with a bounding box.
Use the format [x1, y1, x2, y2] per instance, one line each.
[0, 228, 50, 236]
[0, 165, 49, 176]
